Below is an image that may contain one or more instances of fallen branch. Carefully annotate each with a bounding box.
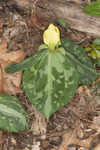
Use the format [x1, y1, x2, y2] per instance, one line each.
[7, 0, 100, 37]
[36, 0, 100, 37]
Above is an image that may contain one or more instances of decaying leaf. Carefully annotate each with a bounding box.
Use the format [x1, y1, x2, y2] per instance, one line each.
[0, 39, 24, 95]
[58, 128, 100, 150]
[0, 131, 3, 145]
[93, 144, 100, 150]
[58, 129, 89, 150]
[56, 86, 100, 150]
[30, 106, 47, 137]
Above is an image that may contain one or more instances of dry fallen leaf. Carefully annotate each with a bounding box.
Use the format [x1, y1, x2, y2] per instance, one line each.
[0, 131, 3, 145]
[58, 129, 90, 150]
[93, 144, 100, 150]
[58, 128, 100, 150]
[57, 86, 100, 150]
[0, 38, 24, 95]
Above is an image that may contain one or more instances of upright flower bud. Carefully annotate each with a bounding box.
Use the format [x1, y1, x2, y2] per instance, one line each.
[43, 24, 61, 50]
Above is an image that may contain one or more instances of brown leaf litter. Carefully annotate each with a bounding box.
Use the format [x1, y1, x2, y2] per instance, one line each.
[46, 86, 100, 150]
[0, 38, 24, 95]
[0, 1, 100, 150]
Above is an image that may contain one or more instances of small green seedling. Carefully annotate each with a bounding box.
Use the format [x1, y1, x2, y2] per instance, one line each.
[56, 18, 67, 28]
[84, 39, 100, 59]
[84, 39, 100, 66]
[83, 2, 100, 16]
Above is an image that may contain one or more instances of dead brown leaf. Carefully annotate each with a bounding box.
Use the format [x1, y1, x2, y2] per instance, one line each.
[56, 86, 100, 150]
[0, 131, 3, 145]
[93, 144, 100, 150]
[58, 128, 100, 150]
[58, 129, 90, 150]
[0, 38, 24, 95]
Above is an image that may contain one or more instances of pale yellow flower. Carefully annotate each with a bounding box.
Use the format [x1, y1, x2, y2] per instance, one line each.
[43, 24, 61, 50]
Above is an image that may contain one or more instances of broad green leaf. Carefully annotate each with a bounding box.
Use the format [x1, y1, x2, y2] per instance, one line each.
[83, 2, 100, 16]
[61, 38, 99, 85]
[93, 38, 100, 46]
[0, 94, 28, 132]
[56, 18, 67, 28]
[23, 48, 79, 119]
[5, 49, 46, 74]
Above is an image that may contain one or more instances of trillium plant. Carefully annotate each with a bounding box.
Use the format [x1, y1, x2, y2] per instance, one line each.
[3, 24, 98, 131]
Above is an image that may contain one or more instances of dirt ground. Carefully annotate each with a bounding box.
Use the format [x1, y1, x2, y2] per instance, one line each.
[0, 1, 100, 150]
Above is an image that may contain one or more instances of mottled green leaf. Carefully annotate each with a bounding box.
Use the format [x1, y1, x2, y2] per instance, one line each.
[61, 38, 99, 85]
[5, 49, 46, 74]
[0, 94, 28, 132]
[56, 18, 67, 28]
[83, 2, 100, 16]
[23, 48, 79, 119]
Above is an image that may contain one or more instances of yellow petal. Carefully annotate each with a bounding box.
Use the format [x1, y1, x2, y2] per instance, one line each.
[43, 24, 61, 50]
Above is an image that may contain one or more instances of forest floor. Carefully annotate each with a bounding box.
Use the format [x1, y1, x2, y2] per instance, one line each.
[0, 1, 100, 150]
